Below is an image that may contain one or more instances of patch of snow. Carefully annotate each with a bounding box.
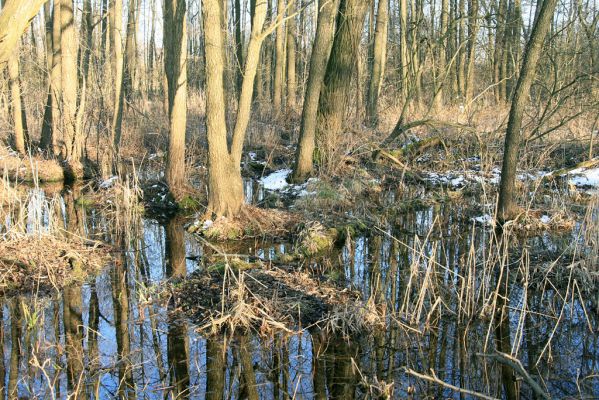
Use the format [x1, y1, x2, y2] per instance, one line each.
[99, 176, 118, 189]
[540, 215, 551, 224]
[567, 167, 599, 188]
[260, 169, 292, 191]
[248, 151, 258, 161]
[471, 214, 495, 226]
[202, 220, 213, 230]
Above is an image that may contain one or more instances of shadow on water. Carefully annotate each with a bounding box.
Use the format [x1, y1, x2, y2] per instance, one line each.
[0, 183, 598, 399]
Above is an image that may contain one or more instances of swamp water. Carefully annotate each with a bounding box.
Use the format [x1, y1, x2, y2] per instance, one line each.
[0, 182, 598, 399]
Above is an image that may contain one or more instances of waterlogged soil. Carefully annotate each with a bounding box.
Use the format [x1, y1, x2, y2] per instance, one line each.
[0, 179, 597, 399]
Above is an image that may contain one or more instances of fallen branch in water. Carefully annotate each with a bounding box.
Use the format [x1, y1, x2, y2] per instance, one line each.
[404, 368, 499, 400]
[478, 352, 550, 400]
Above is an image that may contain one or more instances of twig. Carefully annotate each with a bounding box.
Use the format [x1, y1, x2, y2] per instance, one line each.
[404, 368, 499, 400]
[478, 352, 550, 400]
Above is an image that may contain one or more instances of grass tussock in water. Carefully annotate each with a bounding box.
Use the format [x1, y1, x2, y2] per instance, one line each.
[0, 234, 110, 294]
[0, 146, 64, 182]
[172, 263, 385, 336]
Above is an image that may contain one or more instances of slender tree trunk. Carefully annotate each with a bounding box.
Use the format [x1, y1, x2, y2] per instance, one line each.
[111, 0, 125, 158]
[465, 0, 479, 103]
[164, 0, 188, 200]
[235, 0, 244, 94]
[40, 0, 54, 150]
[273, 0, 286, 117]
[7, 43, 27, 154]
[60, 0, 83, 179]
[497, 0, 558, 222]
[124, 0, 139, 102]
[493, 0, 507, 102]
[286, 3, 297, 111]
[433, 0, 449, 108]
[366, 0, 389, 125]
[317, 0, 372, 153]
[399, 0, 409, 98]
[291, 0, 340, 182]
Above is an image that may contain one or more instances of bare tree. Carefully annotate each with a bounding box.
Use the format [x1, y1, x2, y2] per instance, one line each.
[164, 0, 188, 200]
[366, 0, 389, 125]
[497, 0, 559, 222]
[291, 0, 340, 182]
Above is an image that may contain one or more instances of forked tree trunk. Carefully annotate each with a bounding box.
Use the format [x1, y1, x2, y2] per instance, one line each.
[203, 0, 267, 218]
[366, 0, 389, 125]
[164, 0, 188, 200]
[291, 0, 340, 182]
[497, 0, 558, 222]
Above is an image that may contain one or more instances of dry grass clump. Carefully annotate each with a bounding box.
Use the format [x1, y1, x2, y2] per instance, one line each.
[173, 263, 382, 336]
[0, 234, 111, 294]
[0, 147, 64, 182]
[190, 205, 299, 240]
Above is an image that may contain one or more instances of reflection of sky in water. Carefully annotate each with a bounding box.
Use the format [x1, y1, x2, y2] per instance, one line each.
[1, 190, 598, 398]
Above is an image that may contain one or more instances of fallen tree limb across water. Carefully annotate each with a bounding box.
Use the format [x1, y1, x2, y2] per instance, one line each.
[404, 368, 499, 400]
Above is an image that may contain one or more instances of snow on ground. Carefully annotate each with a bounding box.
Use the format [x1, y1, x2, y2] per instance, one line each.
[565, 166, 599, 189]
[259, 169, 292, 190]
[258, 169, 318, 197]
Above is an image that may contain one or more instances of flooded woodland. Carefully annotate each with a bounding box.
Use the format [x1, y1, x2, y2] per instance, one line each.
[0, 0, 599, 398]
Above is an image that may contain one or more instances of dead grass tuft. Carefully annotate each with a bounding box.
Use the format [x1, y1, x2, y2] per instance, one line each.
[0, 147, 64, 182]
[0, 234, 111, 295]
[173, 263, 382, 336]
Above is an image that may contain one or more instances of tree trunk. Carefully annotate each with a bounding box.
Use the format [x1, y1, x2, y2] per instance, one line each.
[60, 0, 83, 179]
[291, 0, 340, 182]
[497, 0, 558, 222]
[433, 0, 449, 108]
[40, 0, 53, 150]
[465, 0, 478, 103]
[164, 0, 188, 200]
[366, 0, 389, 125]
[111, 0, 125, 158]
[235, 0, 244, 94]
[124, 0, 139, 102]
[316, 0, 371, 152]
[286, 3, 297, 111]
[273, 0, 286, 117]
[0, 0, 49, 67]
[399, 0, 409, 98]
[203, 0, 268, 217]
[7, 42, 27, 154]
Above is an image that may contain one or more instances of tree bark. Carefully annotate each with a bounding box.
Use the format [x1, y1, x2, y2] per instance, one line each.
[164, 0, 188, 200]
[40, 0, 53, 150]
[286, 2, 297, 111]
[366, 0, 389, 125]
[465, 0, 479, 103]
[316, 0, 372, 151]
[111, 0, 125, 157]
[497, 0, 558, 222]
[273, 0, 286, 117]
[59, 0, 82, 179]
[124, 0, 139, 102]
[0, 0, 49, 67]
[7, 42, 27, 154]
[291, 0, 340, 182]
[203, 0, 268, 217]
